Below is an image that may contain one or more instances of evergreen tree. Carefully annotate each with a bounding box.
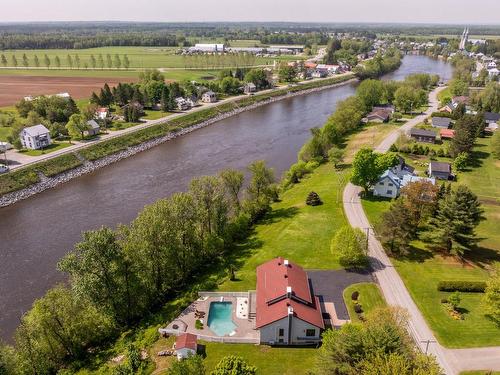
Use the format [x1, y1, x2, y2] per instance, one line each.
[160, 86, 171, 112]
[113, 54, 121, 69]
[123, 55, 130, 70]
[33, 54, 40, 67]
[97, 54, 104, 69]
[22, 53, 29, 68]
[106, 54, 112, 69]
[11, 55, 17, 68]
[74, 54, 81, 69]
[54, 56, 61, 68]
[424, 185, 484, 258]
[90, 92, 101, 105]
[43, 54, 51, 69]
[0, 54, 7, 67]
[379, 199, 416, 255]
[90, 54, 96, 69]
[67, 54, 73, 69]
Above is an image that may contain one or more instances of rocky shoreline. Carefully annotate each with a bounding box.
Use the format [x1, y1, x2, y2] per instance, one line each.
[0, 77, 357, 208]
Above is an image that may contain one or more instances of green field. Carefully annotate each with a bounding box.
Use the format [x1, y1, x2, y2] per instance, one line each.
[343, 283, 386, 323]
[361, 136, 500, 348]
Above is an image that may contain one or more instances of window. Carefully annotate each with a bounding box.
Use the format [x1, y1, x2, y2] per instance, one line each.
[278, 328, 284, 337]
[305, 329, 316, 337]
[386, 190, 393, 195]
[278, 338, 284, 343]
[379, 182, 384, 185]
[388, 183, 393, 187]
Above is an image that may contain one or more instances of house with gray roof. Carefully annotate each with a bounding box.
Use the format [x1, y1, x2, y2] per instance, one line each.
[20, 124, 51, 150]
[410, 128, 436, 143]
[85, 120, 100, 137]
[428, 161, 452, 180]
[431, 117, 452, 129]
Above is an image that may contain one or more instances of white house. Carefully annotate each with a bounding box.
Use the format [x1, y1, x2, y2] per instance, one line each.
[175, 97, 192, 111]
[256, 257, 324, 345]
[20, 124, 51, 150]
[174, 333, 197, 360]
[202, 91, 217, 103]
[373, 170, 401, 198]
[96, 107, 109, 120]
[488, 68, 499, 79]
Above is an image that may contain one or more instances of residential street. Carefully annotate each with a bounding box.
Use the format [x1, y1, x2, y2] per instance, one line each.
[343, 86, 500, 375]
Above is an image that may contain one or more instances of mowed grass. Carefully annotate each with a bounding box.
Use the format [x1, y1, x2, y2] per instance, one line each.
[0, 126, 11, 141]
[202, 342, 316, 375]
[361, 135, 500, 347]
[19, 141, 72, 156]
[343, 283, 386, 323]
[218, 162, 348, 292]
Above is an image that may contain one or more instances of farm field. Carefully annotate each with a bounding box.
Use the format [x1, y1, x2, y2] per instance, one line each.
[0, 75, 137, 107]
[361, 135, 500, 348]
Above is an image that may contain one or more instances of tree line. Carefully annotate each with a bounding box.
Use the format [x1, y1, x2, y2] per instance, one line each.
[0, 161, 278, 374]
[0, 53, 130, 70]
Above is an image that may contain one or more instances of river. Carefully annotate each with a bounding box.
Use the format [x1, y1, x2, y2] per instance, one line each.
[0, 55, 452, 340]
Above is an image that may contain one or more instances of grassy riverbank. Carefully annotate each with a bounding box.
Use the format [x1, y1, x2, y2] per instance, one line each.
[0, 74, 355, 198]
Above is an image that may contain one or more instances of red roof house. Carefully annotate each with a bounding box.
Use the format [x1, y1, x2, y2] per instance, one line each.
[440, 128, 455, 139]
[256, 257, 324, 345]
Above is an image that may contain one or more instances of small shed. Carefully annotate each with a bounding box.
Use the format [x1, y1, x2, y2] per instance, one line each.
[428, 161, 452, 180]
[85, 120, 100, 137]
[175, 333, 198, 360]
[440, 128, 455, 139]
[244, 83, 257, 94]
[410, 128, 436, 144]
[202, 91, 217, 103]
[431, 117, 452, 129]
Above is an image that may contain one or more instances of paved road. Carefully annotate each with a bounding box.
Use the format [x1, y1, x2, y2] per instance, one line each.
[5, 73, 354, 170]
[343, 86, 500, 374]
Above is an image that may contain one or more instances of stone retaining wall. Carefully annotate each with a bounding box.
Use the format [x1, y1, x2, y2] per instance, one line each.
[0, 78, 357, 208]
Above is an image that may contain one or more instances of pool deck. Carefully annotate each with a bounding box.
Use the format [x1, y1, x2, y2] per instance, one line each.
[162, 292, 260, 343]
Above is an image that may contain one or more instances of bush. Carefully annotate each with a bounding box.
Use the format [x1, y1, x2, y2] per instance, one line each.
[195, 319, 203, 329]
[440, 298, 448, 304]
[351, 291, 359, 301]
[437, 280, 486, 293]
[306, 191, 322, 206]
[354, 304, 363, 314]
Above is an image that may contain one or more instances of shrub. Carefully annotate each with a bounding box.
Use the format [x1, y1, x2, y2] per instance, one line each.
[195, 319, 203, 330]
[354, 304, 363, 314]
[351, 291, 359, 301]
[437, 280, 486, 293]
[448, 291, 461, 310]
[306, 191, 322, 206]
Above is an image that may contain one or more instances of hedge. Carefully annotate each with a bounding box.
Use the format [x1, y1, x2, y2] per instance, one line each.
[437, 280, 487, 293]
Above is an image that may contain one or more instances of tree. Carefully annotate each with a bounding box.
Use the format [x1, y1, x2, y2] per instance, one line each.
[106, 54, 113, 69]
[22, 53, 29, 68]
[0, 343, 17, 375]
[448, 291, 461, 310]
[356, 79, 386, 110]
[33, 54, 40, 68]
[350, 149, 397, 193]
[449, 78, 469, 97]
[90, 54, 96, 69]
[15, 285, 114, 374]
[210, 356, 257, 375]
[167, 355, 205, 375]
[123, 55, 130, 70]
[483, 272, 500, 324]
[43, 54, 51, 69]
[425, 185, 484, 258]
[67, 54, 73, 69]
[114, 54, 122, 69]
[219, 76, 241, 95]
[306, 191, 322, 206]
[394, 85, 426, 114]
[379, 199, 416, 255]
[66, 113, 90, 140]
[0, 54, 6, 67]
[278, 64, 297, 83]
[75, 54, 81, 69]
[219, 169, 244, 213]
[332, 226, 368, 269]
[450, 115, 480, 157]
[54, 55, 61, 68]
[453, 152, 469, 172]
[97, 54, 104, 69]
[244, 69, 270, 90]
[400, 180, 439, 228]
[328, 146, 344, 169]
[243, 160, 275, 222]
[11, 55, 17, 68]
[358, 352, 442, 375]
[478, 81, 500, 112]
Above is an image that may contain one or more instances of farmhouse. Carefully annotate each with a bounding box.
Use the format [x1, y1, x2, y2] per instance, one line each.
[431, 117, 452, 129]
[428, 161, 452, 180]
[201, 91, 217, 103]
[174, 333, 198, 360]
[410, 128, 436, 143]
[256, 257, 324, 345]
[20, 124, 51, 150]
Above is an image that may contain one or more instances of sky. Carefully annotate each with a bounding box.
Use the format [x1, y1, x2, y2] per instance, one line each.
[2, 0, 500, 24]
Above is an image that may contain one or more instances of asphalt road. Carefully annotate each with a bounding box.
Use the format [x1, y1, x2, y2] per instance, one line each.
[343, 86, 500, 374]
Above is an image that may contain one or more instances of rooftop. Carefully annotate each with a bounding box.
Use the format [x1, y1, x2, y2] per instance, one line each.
[175, 333, 197, 350]
[430, 161, 451, 173]
[22, 124, 50, 137]
[410, 128, 436, 137]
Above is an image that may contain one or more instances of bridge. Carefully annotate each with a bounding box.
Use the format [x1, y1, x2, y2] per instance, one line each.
[459, 27, 469, 50]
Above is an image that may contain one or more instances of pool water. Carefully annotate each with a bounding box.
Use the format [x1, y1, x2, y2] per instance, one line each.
[207, 302, 236, 336]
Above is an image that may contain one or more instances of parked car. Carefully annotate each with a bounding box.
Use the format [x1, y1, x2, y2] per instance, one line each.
[0, 164, 9, 174]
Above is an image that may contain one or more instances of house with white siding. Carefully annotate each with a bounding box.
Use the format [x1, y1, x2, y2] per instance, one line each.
[20, 124, 51, 150]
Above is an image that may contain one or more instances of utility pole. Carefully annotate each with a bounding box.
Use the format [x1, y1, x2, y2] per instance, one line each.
[421, 339, 436, 354]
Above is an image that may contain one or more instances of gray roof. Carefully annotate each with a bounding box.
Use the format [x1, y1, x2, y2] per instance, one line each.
[22, 124, 50, 137]
[86, 120, 100, 130]
[484, 112, 500, 122]
[410, 128, 436, 138]
[432, 117, 452, 128]
[429, 161, 451, 173]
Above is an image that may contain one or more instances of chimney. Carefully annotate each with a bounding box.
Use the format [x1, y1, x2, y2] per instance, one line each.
[288, 306, 294, 315]
[286, 286, 292, 298]
[284, 259, 289, 266]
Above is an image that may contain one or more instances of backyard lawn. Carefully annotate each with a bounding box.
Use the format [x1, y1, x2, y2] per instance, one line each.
[343, 282, 386, 323]
[0, 126, 11, 141]
[361, 135, 500, 348]
[19, 141, 72, 156]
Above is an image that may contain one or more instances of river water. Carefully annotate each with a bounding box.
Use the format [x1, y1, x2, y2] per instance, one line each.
[0, 55, 452, 340]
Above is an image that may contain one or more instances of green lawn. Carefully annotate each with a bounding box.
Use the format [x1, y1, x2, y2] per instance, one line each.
[142, 109, 172, 120]
[202, 342, 317, 375]
[360, 135, 500, 348]
[217, 162, 348, 292]
[19, 141, 72, 156]
[343, 283, 386, 323]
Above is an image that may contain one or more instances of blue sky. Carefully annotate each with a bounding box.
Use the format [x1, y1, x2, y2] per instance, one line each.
[3, 0, 500, 23]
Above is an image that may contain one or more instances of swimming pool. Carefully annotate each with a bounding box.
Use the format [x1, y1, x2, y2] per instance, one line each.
[207, 301, 237, 336]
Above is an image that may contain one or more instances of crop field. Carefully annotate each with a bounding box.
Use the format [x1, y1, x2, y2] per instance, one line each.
[0, 45, 294, 70]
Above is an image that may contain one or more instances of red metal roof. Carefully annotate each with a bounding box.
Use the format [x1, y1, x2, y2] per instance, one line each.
[440, 129, 455, 138]
[255, 257, 324, 329]
[176, 333, 197, 350]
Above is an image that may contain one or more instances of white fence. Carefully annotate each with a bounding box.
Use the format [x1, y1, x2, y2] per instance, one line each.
[198, 291, 250, 298]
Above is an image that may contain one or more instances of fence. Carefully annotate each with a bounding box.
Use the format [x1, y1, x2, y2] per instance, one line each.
[198, 291, 250, 298]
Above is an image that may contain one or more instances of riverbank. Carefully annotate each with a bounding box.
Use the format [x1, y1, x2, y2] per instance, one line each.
[0, 76, 357, 208]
